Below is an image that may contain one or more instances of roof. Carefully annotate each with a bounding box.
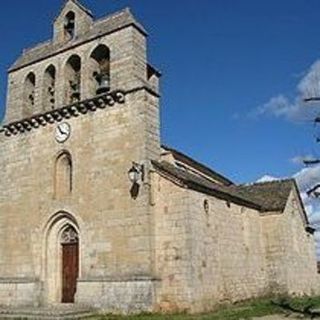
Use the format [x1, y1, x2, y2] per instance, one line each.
[9, 8, 147, 72]
[152, 159, 298, 214]
[153, 160, 262, 210]
[162, 145, 234, 186]
[229, 180, 295, 212]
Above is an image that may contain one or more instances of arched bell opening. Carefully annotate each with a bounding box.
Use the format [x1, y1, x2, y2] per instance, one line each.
[65, 55, 81, 104]
[43, 65, 56, 110]
[89, 44, 110, 97]
[24, 72, 36, 111]
[64, 11, 75, 41]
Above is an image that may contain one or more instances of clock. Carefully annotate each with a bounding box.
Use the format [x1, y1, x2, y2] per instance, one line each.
[55, 122, 71, 143]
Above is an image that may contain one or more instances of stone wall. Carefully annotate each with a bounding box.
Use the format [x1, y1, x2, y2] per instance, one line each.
[261, 189, 320, 296]
[0, 280, 40, 307]
[152, 171, 320, 313]
[77, 278, 156, 313]
[0, 84, 159, 308]
[152, 172, 193, 312]
[185, 190, 268, 312]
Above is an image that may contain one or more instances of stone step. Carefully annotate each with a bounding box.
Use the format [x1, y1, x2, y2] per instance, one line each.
[0, 306, 97, 320]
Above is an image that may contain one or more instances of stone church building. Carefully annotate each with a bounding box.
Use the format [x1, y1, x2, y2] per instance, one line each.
[0, 0, 319, 314]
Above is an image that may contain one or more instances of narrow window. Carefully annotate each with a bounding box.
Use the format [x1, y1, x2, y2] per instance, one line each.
[65, 55, 81, 104]
[43, 65, 56, 110]
[24, 72, 36, 109]
[54, 152, 72, 199]
[64, 11, 75, 41]
[90, 45, 110, 96]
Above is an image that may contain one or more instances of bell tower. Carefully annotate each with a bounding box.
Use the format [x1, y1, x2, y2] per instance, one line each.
[0, 0, 161, 308]
[3, 0, 160, 129]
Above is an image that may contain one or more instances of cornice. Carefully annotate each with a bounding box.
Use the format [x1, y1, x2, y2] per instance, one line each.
[0, 85, 159, 138]
[0, 90, 126, 137]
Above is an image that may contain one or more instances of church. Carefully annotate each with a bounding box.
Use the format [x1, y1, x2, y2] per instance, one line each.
[0, 0, 319, 315]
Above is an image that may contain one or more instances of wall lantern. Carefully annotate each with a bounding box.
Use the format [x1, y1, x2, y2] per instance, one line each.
[128, 162, 144, 185]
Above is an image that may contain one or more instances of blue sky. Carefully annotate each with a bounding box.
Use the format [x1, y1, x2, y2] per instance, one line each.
[1, 0, 320, 185]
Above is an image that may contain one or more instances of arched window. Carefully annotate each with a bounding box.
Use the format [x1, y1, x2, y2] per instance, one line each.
[43, 65, 56, 110]
[64, 11, 75, 41]
[24, 72, 36, 109]
[65, 55, 81, 104]
[89, 45, 110, 96]
[54, 151, 72, 199]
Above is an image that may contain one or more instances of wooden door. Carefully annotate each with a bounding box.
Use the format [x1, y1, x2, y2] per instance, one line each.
[62, 243, 79, 303]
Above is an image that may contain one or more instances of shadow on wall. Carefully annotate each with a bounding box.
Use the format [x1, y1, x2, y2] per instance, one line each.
[130, 183, 140, 199]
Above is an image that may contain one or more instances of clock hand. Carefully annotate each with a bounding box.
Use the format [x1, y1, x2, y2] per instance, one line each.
[58, 125, 68, 135]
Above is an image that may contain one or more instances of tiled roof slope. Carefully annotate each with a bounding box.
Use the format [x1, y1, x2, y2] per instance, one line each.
[229, 180, 295, 212]
[162, 145, 234, 186]
[152, 159, 296, 213]
[152, 160, 262, 210]
[9, 8, 146, 72]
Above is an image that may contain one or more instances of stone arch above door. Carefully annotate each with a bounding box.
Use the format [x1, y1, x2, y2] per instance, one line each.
[41, 211, 81, 305]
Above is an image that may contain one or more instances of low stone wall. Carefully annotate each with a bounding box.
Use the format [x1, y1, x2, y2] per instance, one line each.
[76, 277, 158, 314]
[0, 279, 40, 307]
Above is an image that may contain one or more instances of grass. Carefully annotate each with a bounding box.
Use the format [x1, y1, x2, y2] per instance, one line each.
[86, 296, 320, 320]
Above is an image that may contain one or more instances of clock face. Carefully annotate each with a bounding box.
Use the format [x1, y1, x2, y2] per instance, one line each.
[55, 122, 71, 143]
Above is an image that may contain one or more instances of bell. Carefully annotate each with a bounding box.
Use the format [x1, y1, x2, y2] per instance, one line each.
[70, 80, 79, 91]
[69, 81, 80, 102]
[48, 86, 55, 95]
[29, 92, 35, 105]
[96, 74, 110, 95]
[64, 17, 75, 29]
[70, 91, 80, 103]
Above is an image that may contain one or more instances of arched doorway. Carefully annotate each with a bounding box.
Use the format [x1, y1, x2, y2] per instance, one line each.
[42, 212, 80, 305]
[61, 226, 79, 303]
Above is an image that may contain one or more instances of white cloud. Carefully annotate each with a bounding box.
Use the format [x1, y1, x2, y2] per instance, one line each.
[253, 95, 294, 118]
[256, 175, 279, 183]
[298, 60, 320, 99]
[252, 60, 320, 122]
[290, 155, 314, 165]
[293, 164, 320, 192]
[252, 59, 320, 258]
